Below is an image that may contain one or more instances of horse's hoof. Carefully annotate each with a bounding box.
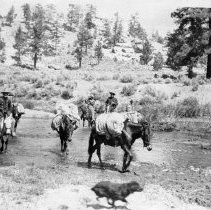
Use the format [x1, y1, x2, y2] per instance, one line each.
[118, 169, 130, 173]
[87, 163, 92, 169]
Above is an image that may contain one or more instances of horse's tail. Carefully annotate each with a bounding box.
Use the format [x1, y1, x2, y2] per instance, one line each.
[88, 127, 95, 155]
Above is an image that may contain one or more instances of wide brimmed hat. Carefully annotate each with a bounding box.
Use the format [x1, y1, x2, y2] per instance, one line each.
[109, 92, 115, 95]
[1, 91, 14, 96]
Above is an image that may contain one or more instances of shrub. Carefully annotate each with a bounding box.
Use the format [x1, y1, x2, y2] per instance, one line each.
[19, 100, 35, 109]
[165, 78, 172, 84]
[121, 85, 136, 96]
[97, 76, 110, 81]
[152, 52, 164, 71]
[175, 97, 201, 118]
[56, 75, 63, 85]
[34, 80, 43, 88]
[65, 81, 77, 90]
[139, 96, 158, 106]
[120, 75, 133, 83]
[20, 74, 31, 82]
[112, 73, 120, 80]
[89, 85, 107, 101]
[61, 90, 73, 99]
[83, 73, 94, 81]
[0, 78, 5, 86]
[27, 90, 39, 99]
[144, 86, 168, 102]
[15, 86, 28, 97]
[191, 83, 199, 91]
[171, 92, 179, 99]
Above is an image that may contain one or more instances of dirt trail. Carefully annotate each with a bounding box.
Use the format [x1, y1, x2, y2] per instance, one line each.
[0, 113, 210, 210]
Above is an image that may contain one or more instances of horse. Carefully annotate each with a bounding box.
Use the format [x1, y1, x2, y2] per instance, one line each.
[88, 119, 152, 172]
[51, 114, 76, 153]
[0, 116, 10, 153]
[12, 103, 25, 136]
[79, 104, 95, 128]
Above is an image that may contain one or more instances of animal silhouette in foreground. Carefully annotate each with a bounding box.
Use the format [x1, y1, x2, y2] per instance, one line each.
[91, 181, 143, 208]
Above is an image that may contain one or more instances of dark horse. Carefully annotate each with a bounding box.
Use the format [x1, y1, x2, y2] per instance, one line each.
[52, 114, 76, 153]
[79, 104, 94, 128]
[88, 119, 152, 172]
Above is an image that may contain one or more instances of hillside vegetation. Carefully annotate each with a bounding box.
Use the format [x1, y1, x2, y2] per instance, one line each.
[0, 4, 210, 125]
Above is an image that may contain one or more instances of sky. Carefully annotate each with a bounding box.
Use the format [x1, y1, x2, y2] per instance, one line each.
[0, 0, 210, 35]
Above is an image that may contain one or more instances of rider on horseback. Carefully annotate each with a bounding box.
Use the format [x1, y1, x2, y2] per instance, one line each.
[105, 92, 118, 113]
[87, 95, 95, 124]
[0, 92, 15, 136]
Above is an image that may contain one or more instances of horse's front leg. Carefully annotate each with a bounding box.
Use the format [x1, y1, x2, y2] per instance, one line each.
[88, 144, 98, 168]
[121, 145, 133, 172]
[122, 152, 128, 171]
[60, 135, 64, 152]
[64, 140, 67, 153]
[5, 135, 9, 152]
[96, 143, 104, 169]
[0, 137, 4, 152]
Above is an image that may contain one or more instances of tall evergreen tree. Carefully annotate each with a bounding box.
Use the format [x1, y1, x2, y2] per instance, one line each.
[84, 4, 96, 29]
[22, 3, 31, 30]
[13, 26, 26, 65]
[65, 4, 81, 31]
[128, 13, 147, 40]
[0, 38, 6, 63]
[27, 4, 46, 69]
[111, 13, 123, 47]
[5, 6, 16, 26]
[94, 40, 103, 64]
[166, 7, 211, 78]
[45, 4, 63, 55]
[76, 22, 93, 54]
[139, 39, 153, 64]
[102, 19, 111, 39]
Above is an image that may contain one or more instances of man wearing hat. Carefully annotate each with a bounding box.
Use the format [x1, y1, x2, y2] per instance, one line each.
[87, 95, 95, 123]
[105, 92, 118, 113]
[0, 92, 14, 135]
[0, 92, 13, 118]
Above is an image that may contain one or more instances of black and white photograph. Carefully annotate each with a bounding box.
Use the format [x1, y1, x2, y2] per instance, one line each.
[0, 0, 210, 209]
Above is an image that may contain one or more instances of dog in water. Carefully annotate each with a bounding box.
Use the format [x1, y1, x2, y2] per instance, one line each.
[91, 181, 143, 207]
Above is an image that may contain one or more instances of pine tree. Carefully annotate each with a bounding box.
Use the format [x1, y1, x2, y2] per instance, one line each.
[166, 7, 211, 78]
[111, 13, 123, 47]
[76, 22, 93, 54]
[73, 45, 83, 68]
[27, 4, 46, 69]
[152, 30, 164, 44]
[84, 4, 96, 29]
[128, 13, 147, 41]
[153, 52, 164, 71]
[5, 6, 16, 26]
[0, 38, 6, 63]
[139, 39, 153, 64]
[94, 40, 103, 64]
[22, 3, 31, 30]
[44, 4, 63, 55]
[101, 19, 111, 40]
[13, 26, 26, 65]
[65, 4, 81, 31]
